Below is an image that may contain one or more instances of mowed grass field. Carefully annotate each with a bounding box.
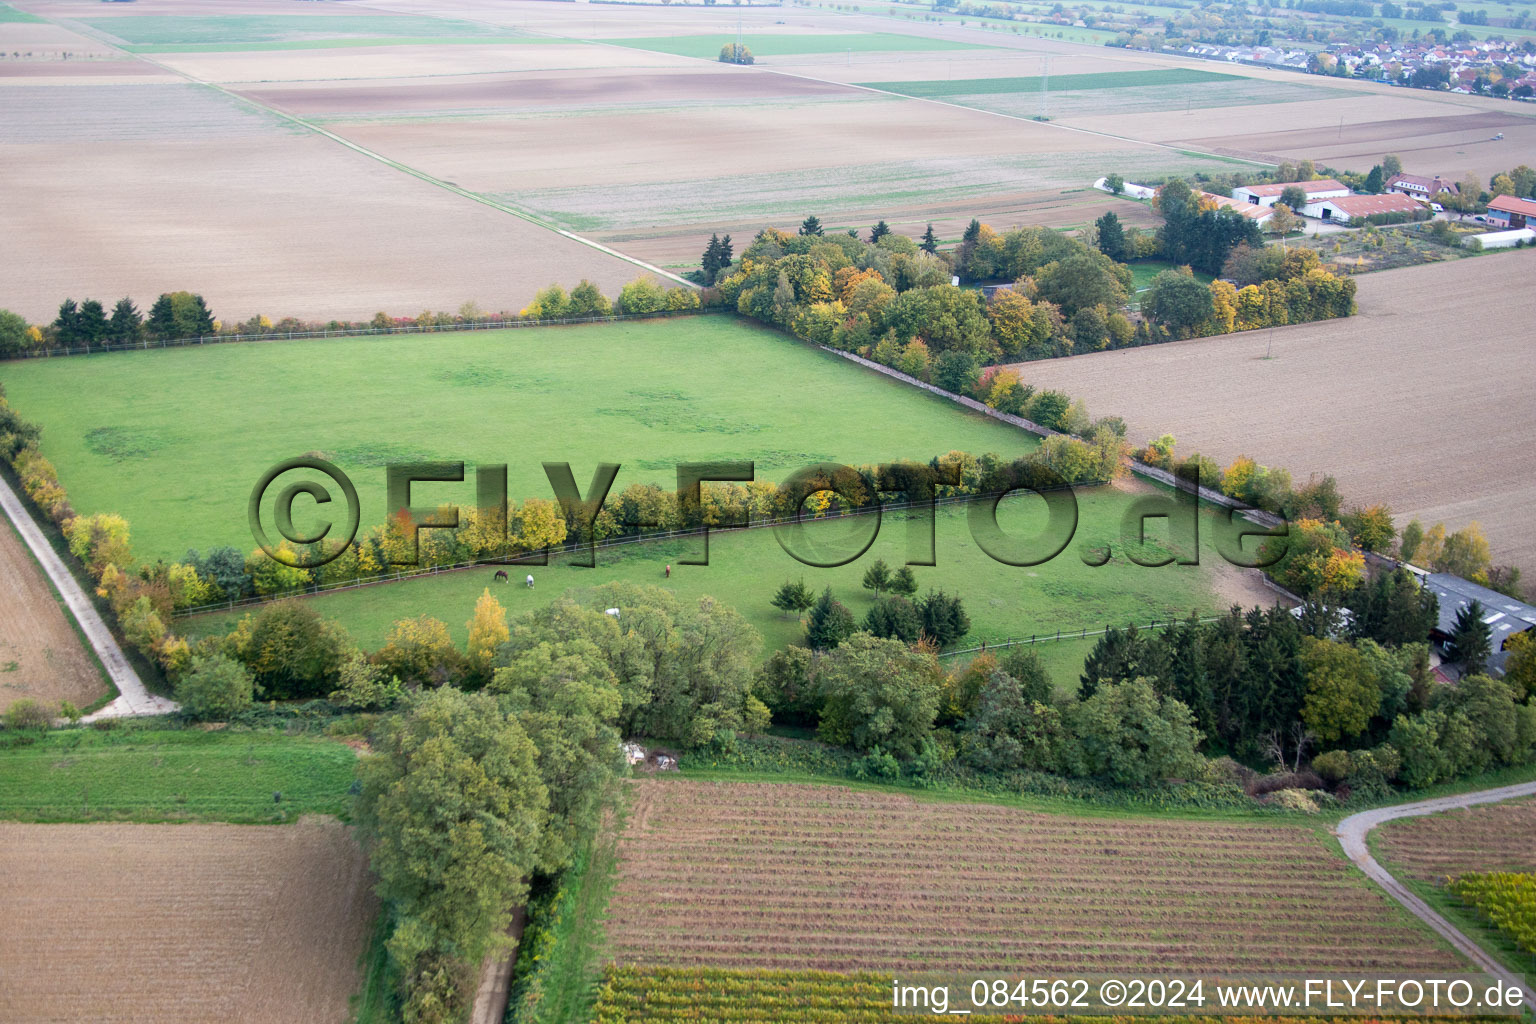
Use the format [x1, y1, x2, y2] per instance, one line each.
[860, 67, 1241, 97]
[0, 816, 376, 1024]
[0, 316, 1039, 562]
[606, 780, 1459, 973]
[0, 728, 359, 823]
[177, 486, 1269, 673]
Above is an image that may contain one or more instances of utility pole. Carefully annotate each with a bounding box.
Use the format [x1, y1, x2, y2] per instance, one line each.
[1038, 53, 1050, 120]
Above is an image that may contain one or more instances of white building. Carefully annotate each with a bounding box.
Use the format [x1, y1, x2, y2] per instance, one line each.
[1301, 192, 1422, 222]
[1231, 179, 1351, 208]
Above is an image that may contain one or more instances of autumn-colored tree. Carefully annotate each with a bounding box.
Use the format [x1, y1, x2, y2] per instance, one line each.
[513, 497, 568, 555]
[376, 615, 462, 689]
[1267, 203, 1301, 239]
[63, 512, 131, 579]
[1436, 522, 1492, 580]
[1342, 504, 1396, 552]
[466, 588, 510, 681]
[986, 289, 1050, 359]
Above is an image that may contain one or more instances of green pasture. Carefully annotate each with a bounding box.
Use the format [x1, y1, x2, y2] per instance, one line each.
[1129, 259, 1217, 293]
[860, 67, 1241, 98]
[84, 13, 517, 48]
[178, 492, 1269, 695]
[0, 2, 43, 23]
[0, 728, 357, 823]
[600, 32, 989, 59]
[0, 315, 1038, 562]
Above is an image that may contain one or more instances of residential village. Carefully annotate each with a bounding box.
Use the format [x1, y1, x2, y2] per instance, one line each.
[1172, 37, 1536, 96]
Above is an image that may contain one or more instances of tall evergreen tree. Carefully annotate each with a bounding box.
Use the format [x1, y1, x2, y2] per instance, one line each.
[701, 233, 723, 280]
[1095, 211, 1128, 262]
[798, 215, 823, 237]
[77, 299, 109, 345]
[184, 293, 216, 336]
[1363, 165, 1385, 193]
[770, 579, 814, 616]
[718, 233, 733, 267]
[917, 590, 970, 648]
[805, 587, 854, 650]
[863, 595, 922, 643]
[861, 558, 892, 597]
[869, 220, 891, 243]
[1447, 599, 1492, 675]
[145, 294, 176, 340]
[108, 297, 142, 343]
[52, 298, 82, 343]
[920, 223, 939, 254]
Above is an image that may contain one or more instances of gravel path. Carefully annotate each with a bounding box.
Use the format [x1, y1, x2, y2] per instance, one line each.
[0, 471, 174, 718]
[1335, 781, 1536, 1010]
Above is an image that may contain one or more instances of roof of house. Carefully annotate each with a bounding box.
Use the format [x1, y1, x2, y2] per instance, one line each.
[1386, 172, 1459, 193]
[1320, 193, 1423, 216]
[1423, 572, 1536, 673]
[1200, 191, 1274, 219]
[1240, 178, 1348, 197]
[1490, 194, 1536, 217]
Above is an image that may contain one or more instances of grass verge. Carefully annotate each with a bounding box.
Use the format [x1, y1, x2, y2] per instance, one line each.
[0, 726, 359, 823]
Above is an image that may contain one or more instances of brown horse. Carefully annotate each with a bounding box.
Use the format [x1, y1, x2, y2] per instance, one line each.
[494, 569, 509, 582]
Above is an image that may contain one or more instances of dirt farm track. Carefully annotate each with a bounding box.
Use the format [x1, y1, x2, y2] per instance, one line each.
[0, 511, 105, 714]
[0, 817, 376, 1023]
[1016, 248, 1536, 579]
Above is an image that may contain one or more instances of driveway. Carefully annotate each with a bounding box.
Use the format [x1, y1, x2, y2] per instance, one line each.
[1336, 781, 1536, 1010]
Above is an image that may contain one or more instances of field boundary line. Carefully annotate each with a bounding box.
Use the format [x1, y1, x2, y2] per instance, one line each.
[0, 472, 172, 718]
[0, 310, 704, 362]
[172, 490, 1047, 620]
[36, 11, 694, 288]
[1335, 782, 1536, 1009]
[556, 30, 1273, 170]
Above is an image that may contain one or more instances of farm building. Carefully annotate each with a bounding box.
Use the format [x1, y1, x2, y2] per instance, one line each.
[1487, 194, 1536, 229]
[1232, 179, 1349, 208]
[1423, 573, 1536, 676]
[1199, 191, 1274, 222]
[1471, 227, 1536, 249]
[1385, 173, 1459, 199]
[1302, 192, 1422, 222]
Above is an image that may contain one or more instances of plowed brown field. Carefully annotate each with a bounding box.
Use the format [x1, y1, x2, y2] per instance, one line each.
[0, 514, 104, 714]
[1012, 249, 1536, 579]
[608, 780, 1457, 973]
[1374, 798, 1536, 883]
[0, 817, 376, 1023]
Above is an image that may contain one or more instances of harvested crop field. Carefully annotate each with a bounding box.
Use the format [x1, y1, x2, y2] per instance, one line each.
[0, 122, 644, 324]
[0, 511, 104, 714]
[1374, 799, 1536, 883]
[1012, 250, 1536, 579]
[0, 817, 376, 1023]
[240, 68, 850, 119]
[608, 780, 1457, 973]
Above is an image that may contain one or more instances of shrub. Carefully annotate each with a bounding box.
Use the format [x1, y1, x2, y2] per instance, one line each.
[3, 698, 51, 732]
[176, 653, 255, 721]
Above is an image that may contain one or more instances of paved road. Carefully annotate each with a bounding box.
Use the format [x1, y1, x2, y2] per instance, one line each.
[0, 472, 174, 718]
[1336, 781, 1536, 1010]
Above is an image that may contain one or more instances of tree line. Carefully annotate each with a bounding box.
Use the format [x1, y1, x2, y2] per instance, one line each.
[0, 276, 699, 359]
[696, 190, 1354, 378]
